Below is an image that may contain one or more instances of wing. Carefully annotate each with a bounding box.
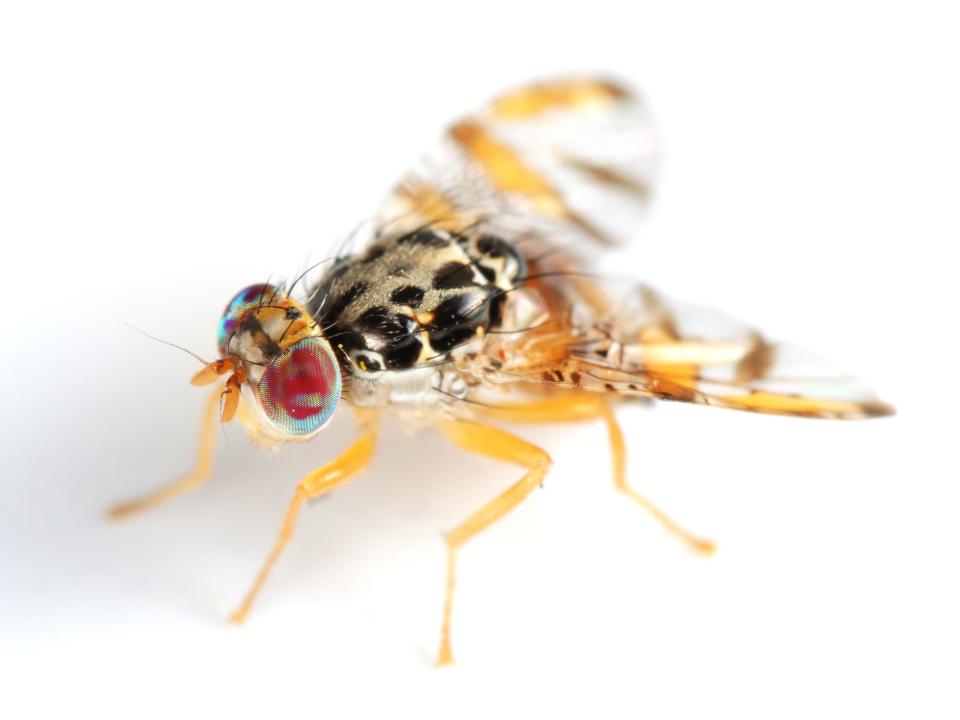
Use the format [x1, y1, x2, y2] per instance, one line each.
[481, 278, 893, 420]
[369, 76, 890, 420]
[375, 76, 657, 253]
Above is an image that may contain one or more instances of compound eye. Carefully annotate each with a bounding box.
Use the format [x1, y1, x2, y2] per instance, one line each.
[257, 337, 341, 436]
[217, 283, 278, 354]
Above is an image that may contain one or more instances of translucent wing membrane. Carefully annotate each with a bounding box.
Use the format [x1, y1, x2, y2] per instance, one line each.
[369, 75, 890, 420]
[483, 280, 892, 420]
[376, 76, 657, 250]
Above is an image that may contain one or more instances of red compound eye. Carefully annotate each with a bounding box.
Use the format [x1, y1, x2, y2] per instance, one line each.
[257, 337, 341, 436]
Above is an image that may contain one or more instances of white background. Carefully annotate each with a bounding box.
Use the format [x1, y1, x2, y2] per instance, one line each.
[2, 2, 958, 718]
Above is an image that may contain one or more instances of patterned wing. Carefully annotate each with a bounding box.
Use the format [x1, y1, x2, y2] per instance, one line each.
[375, 76, 657, 251]
[482, 279, 893, 420]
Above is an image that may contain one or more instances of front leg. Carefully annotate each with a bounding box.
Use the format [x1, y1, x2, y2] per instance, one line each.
[109, 388, 222, 519]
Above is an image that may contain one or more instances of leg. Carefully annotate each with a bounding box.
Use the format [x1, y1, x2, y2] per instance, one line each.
[435, 420, 552, 666]
[480, 395, 714, 554]
[229, 416, 379, 624]
[109, 388, 222, 519]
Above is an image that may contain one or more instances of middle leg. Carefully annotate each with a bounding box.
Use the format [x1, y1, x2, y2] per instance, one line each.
[435, 420, 551, 666]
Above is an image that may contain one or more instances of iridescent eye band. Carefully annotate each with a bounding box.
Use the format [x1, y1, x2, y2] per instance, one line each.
[217, 283, 279, 355]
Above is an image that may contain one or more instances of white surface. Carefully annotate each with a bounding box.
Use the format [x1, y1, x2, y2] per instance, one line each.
[2, 2, 957, 718]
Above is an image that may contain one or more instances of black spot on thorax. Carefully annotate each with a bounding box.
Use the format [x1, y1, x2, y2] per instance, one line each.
[433, 262, 478, 290]
[427, 290, 490, 354]
[356, 305, 417, 344]
[391, 285, 425, 308]
[316, 281, 366, 324]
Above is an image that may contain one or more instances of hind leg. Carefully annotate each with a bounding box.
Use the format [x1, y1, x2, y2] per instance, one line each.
[481, 394, 714, 553]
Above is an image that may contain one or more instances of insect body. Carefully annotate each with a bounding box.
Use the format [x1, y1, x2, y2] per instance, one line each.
[112, 76, 893, 666]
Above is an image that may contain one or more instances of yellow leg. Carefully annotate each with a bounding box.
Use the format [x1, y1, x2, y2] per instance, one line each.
[481, 395, 715, 554]
[229, 416, 379, 624]
[108, 388, 222, 519]
[436, 420, 552, 666]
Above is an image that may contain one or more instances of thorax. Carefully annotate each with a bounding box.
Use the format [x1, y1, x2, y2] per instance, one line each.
[306, 227, 525, 413]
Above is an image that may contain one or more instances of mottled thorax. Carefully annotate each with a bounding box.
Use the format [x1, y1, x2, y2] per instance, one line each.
[308, 228, 525, 377]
